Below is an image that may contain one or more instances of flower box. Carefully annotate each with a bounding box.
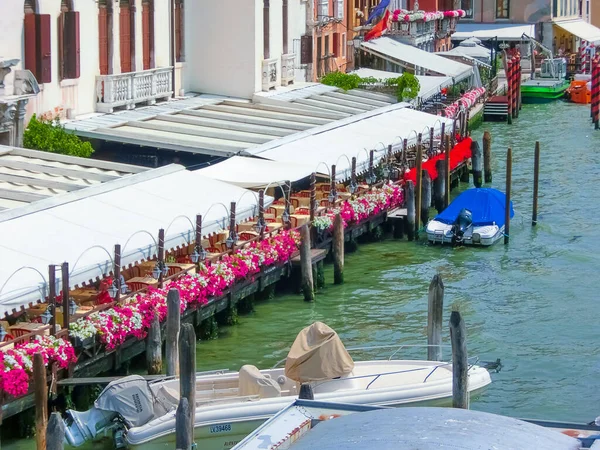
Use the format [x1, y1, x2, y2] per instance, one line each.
[71, 335, 95, 349]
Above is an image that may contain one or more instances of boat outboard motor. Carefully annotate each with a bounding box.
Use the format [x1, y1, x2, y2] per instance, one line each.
[451, 208, 473, 245]
[64, 375, 156, 447]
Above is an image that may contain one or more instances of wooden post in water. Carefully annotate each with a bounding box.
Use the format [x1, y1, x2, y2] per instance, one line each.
[405, 180, 415, 241]
[34, 353, 48, 450]
[166, 288, 181, 377]
[175, 397, 192, 450]
[421, 170, 431, 228]
[257, 192, 265, 240]
[157, 228, 165, 288]
[428, 127, 434, 157]
[61, 262, 70, 332]
[178, 323, 196, 449]
[471, 140, 483, 188]
[415, 134, 423, 239]
[483, 131, 492, 183]
[46, 412, 65, 450]
[434, 160, 447, 214]
[48, 264, 57, 336]
[505, 148, 512, 245]
[532, 141, 540, 226]
[427, 274, 444, 362]
[195, 215, 204, 273]
[333, 213, 344, 285]
[309, 172, 317, 223]
[445, 134, 451, 208]
[300, 224, 314, 301]
[450, 309, 468, 409]
[146, 313, 162, 375]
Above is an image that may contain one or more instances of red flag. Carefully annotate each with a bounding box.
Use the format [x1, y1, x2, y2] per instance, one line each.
[364, 10, 390, 42]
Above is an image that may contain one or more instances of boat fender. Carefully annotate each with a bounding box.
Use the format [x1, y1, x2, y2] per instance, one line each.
[277, 375, 287, 385]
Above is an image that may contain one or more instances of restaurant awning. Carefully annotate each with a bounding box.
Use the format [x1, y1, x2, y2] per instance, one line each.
[197, 156, 329, 189]
[453, 23, 536, 41]
[350, 68, 453, 103]
[0, 165, 272, 316]
[247, 103, 453, 182]
[360, 38, 474, 83]
[553, 19, 600, 45]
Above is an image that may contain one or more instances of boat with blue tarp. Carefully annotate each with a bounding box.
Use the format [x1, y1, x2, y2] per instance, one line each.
[426, 188, 514, 246]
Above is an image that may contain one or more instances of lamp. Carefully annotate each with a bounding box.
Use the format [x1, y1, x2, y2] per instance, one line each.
[118, 275, 129, 295]
[69, 297, 77, 316]
[161, 265, 169, 277]
[108, 283, 118, 299]
[41, 306, 53, 325]
[382, 166, 390, 178]
[349, 180, 358, 194]
[254, 220, 266, 234]
[225, 232, 237, 250]
[0, 324, 6, 342]
[353, 37, 362, 48]
[152, 264, 161, 279]
[191, 246, 207, 263]
[282, 209, 291, 225]
[328, 190, 337, 204]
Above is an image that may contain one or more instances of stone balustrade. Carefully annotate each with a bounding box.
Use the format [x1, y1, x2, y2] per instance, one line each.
[281, 54, 296, 86]
[95, 67, 173, 113]
[262, 58, 279, 91]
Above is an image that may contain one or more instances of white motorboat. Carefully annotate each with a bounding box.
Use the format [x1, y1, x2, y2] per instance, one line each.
[64, 322, 492, 450]
[426, 188, 514, 246]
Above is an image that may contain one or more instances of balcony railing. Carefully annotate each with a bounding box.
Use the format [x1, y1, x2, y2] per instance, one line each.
[262, 58, 279, 91]
[281, 54, 296, 86]
[95, 67, 173, 113]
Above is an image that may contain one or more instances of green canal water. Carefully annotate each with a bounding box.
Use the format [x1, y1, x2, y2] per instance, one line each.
[4, 101, 600, 449]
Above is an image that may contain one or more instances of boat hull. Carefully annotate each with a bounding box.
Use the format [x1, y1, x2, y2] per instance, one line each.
[426, 220, 504, 246]
[520, 80, 570, 104]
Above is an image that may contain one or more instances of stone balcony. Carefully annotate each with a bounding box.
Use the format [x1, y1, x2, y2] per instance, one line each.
[262, 58, 279, 91]
[95, 67, 173, 113]
[281, 54, 296, 86]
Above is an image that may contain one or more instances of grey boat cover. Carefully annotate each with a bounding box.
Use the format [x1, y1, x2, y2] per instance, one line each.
[290, 407, 581, 450]
[94, 375, 155, 427]
[284, 322, 354, 383]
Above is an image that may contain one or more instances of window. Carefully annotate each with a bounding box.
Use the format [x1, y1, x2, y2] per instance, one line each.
[461, 0, 473, 18]
[496, 0, 509, 18]
[324, 34, 330, 56]
[333, 33, 340, 57]
[142, 0, 155, 70]
[98, 0, 113, 75]
[59, 0, 80, 80]
[318, 0, 329, 19]
[120, 0, 134, 73]
[334, 0, 344, 19]
[174, 1, 185, 62]
[23, 0, 52, 83]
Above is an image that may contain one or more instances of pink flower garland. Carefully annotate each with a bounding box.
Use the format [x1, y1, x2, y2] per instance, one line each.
[392, 9, 466, 23]
[444, 87, 487, 119]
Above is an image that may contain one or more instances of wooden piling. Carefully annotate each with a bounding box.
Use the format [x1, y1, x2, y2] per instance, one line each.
[61, 262, 70, 331]
[449, 309, 468, 409]
[48, 264, 57, 336]
[483, 131, 492, 183]
[179, 323, 196, 444]
[420, 170, 431, 228]
[114, 244, 122, 302]
[166, 288, 181, 377]
[445, 134, 451, 208]
[146, 313, 162, 375]
[532, 141, 540, 226]
[34, 353, 48, 450]
[157, 228, 165, 288]
[471, 140, 483, 188]
[299, 224, 314, 301]
[427, 274, 444, 362]
[434, 159, 447, 214]
[309, 172, 317, 222]
[505, 148, 512, 245]
[46, 412, 65, 450]
[333, 213, 344, 285]
[415, 134, 423, 239]
[175, 397, 192, 450]
[405, 180, 415, 242]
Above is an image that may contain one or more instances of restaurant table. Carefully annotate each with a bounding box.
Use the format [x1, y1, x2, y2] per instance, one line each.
[70, 288, 99, 305]
[9, 322, 51, 337]
[291, 196, 311, 207]
[126, 276, 159, 292]
[166, 263, 195, 276]
[289, 214, 310, 227]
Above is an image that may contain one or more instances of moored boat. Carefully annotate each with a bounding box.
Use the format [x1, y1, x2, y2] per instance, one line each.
[426, 188, 514, 246]
[63, 322, 492, 449]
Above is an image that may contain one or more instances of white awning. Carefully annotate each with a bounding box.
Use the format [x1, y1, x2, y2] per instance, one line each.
[554, 19, 600, 45]
[0, 166, 272, 316]
[439, 44, 491, 60]
[197, 156, 329, 189]
[453, 23, 536, 41]
[247, 104, 453, 182]
[350, 68, 453, 102]
[360, 38, 474, 83]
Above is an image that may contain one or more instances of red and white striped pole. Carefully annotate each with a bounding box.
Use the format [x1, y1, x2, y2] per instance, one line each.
[592, 62, 600, 129]
[507, 57, 513, 124]
[580, 40, 588, 74]
[511, 57, 518, 120]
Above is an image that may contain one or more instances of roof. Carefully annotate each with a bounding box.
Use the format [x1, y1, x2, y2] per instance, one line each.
[0, 146, 148, 211]
[246, 103, 453, 181]
[0, 165, 272, 316]
[360, 38, 474, 83]
[553, 19, 600, 45]
[439, 43, 491, 60]
[453, 23, 536, 41]
[350, 68, 453, 102]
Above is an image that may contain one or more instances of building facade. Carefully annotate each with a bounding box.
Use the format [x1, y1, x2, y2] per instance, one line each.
[313, 0, 351, 78]
[0, 0, 183, 120]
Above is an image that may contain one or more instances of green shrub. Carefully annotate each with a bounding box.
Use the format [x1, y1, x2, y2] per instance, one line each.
[23, 114, 94, 158]
[320, 71, 420, 102]
[320, 72, 363, 91]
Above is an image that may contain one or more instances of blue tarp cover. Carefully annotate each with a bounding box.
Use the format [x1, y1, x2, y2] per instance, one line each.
[435, 188, 514, 227]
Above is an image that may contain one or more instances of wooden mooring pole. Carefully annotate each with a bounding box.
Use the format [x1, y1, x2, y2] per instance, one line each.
[532, 141, 540, 226]
[46, 412, 65, 450]
[505, 148, 512, 245]
[157, 228, 165, 288]
[471, 140, 483, 188]
[300, 224, 314, 301]
[146, 313, 162, 375]
[177, 323, 196, 450]
[48, 264, 57, 336]
[483, 131, 492, 183]
[444, 134, 451, 207]
[34, 353, 48, 450]
[166, 288, 181, 376]
[175, 397, 192, 450]
[61, 262, 70, 331]
[421, 170, 431, 228]
[427, 274, 444, 362]
[449, 309, 468, 409]
[434, 159, 447, 214]
[333, 213, 344, 285]
[405, 180, 415, 242]
[415, 134, 423, 239]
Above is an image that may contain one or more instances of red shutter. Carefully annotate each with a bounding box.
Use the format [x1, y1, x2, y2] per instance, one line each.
[99, 7, 109, 75]
[175, 3, 182, 62]
[37, 14, 52, 83]
[120, 6, 131, 73]
[64, 11, 80, 79]
[301, 35, 313, 65]
[142, 2, 151, 70]
[24, 14, 38, 80]
[333, 33, 340, 57]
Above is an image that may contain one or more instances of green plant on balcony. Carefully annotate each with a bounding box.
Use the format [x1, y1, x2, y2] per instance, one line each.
[23, 114, 94, 158]
[321, 71, 420, 102]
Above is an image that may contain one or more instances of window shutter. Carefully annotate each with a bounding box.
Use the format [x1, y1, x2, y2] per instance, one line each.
[120, 6, 131, 72]
[142, 3, 151, 70]
[175, 3, 182, 62]
[64, 11, 80, 79]
[24, 14, 38, 81]
[99, 7, 109, 75]
[301, 35, 313, 65]
[37, 14, 52, 84]
[333, 33, 340, 57]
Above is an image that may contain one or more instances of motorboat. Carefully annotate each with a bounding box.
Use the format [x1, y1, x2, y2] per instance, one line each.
[426, 188, 514, 246]
[64, 322, 492, 450]
[234, 400, 600, 449]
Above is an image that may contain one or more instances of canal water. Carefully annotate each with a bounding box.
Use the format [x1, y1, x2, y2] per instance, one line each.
[4, 101, 600, 449]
